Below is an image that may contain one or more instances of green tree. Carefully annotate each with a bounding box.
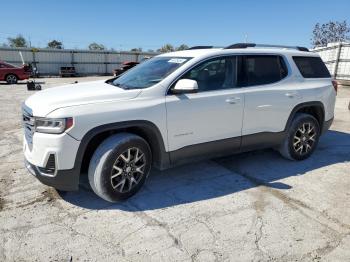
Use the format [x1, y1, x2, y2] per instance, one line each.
[176, 44, 189, 51]
[7, 34, 27, 47]
[311, 20, 350, 47]
[157, 44, 174, 53]
[88, 42, 105, 50]
[47, 40, 63, 49]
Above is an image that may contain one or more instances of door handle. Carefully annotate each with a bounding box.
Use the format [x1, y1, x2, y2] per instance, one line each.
[285, 92, 298, 98]
[225, 97, 241, 104]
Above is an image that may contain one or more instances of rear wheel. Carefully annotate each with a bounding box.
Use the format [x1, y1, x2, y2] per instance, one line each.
[279, 113, 320, 160]
[88, 133, 152, 202]
[6, 74, 18, 84]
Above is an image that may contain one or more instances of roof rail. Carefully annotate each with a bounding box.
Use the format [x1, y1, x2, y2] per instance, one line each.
[224, 43, 309, 52]
[188, 46, 214, 50]
[225, 43, 256, 49]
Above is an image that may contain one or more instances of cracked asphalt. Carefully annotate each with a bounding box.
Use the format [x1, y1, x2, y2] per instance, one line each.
[0, 77, 349, 261]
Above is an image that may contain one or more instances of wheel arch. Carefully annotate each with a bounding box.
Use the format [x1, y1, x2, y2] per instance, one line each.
[76, 120, 170, 176]
[5, 73, 19, 81]
[285, 101, 325, 132]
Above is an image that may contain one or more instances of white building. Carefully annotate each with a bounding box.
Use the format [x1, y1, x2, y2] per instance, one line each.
[313, 42, 350, 80]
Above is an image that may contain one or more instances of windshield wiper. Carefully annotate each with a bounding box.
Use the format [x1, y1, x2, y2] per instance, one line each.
[113, 82, 127, 89]
[148, 78, 162, 83]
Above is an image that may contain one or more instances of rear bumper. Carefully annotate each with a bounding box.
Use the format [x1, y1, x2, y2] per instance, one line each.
[25, 158, 79, 191]
[322, 117, 333, 134]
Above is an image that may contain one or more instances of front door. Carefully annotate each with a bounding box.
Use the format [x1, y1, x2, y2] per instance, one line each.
[165, 56, 244, 159]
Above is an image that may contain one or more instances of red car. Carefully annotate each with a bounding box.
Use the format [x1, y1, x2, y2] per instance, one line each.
[113, 61, 139, 77]
[0, 61, 31, 84]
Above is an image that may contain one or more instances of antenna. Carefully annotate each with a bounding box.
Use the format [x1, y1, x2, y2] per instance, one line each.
[19, 51, 25, 65]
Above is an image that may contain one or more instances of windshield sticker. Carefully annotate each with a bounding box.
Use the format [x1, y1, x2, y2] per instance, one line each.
[168, 58, 187, 64]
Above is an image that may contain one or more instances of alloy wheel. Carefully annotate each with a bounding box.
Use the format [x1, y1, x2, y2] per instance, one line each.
[6, 75, 17, 84]
[110, 147, 146, 193]
[293, 122, 317, 156]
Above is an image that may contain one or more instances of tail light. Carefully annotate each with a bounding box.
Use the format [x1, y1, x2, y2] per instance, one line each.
[332, 80, 338, 94]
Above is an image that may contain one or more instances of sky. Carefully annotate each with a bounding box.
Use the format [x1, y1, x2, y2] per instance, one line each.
[1, 0, 349, 51]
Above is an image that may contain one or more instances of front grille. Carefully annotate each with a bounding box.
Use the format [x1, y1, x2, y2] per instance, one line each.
[22, 108, 34, 148]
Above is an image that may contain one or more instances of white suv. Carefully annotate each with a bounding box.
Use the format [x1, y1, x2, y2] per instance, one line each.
[23, 43, 336, 202]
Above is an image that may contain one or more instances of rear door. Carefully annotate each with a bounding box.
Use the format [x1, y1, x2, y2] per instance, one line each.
[238, 55, 301, 146]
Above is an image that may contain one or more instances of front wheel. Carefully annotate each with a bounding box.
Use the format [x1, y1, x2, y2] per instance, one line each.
[88, 133, 152, 202]
[279, 113, 320, 161]
[6, 74, 18, 84]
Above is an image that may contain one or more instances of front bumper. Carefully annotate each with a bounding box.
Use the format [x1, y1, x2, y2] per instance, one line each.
[23, 130, 81, 191]
[25, 157, 79, 191]
[23, 131, 80, 170]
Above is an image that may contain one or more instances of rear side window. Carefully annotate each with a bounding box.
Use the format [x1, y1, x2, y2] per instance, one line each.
[237, 55, 288, 87]
[293, 56, 330, 78]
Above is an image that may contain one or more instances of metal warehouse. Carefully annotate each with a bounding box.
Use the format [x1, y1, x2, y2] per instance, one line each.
[0, 47, 156, 76]
[1, 44, 350, 79]
[313, 42, 350, 80]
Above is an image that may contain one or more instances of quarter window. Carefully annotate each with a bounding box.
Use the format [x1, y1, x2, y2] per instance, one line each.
[237, 55, 288, 87]
[181, 57, 237, 92]
[293, 56, 331, 78]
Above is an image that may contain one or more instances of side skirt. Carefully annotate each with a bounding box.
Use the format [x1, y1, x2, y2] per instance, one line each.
[169, 131, 285, 167]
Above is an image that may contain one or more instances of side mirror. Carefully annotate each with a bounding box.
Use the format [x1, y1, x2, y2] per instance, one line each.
[172, 79, 198, 94]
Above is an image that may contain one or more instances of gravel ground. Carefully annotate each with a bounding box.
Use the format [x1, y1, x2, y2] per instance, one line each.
[0, 77, 349, 262]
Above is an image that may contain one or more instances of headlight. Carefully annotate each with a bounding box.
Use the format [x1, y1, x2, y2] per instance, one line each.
[35, 117, 73, 134]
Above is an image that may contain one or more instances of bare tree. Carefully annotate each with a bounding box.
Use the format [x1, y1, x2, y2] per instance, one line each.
[88, 42, 105, 50]
[47, 40, 63, 49]
[7, 34, 27, 47]
[311, 20, 350, 47]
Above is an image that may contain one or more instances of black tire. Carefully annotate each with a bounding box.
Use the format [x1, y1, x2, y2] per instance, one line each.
[88, 133, 152, 202]
[6, 74, 18, 84]
[279, 113, 320, 161]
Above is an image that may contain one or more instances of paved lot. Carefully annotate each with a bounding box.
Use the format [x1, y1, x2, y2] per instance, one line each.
[0, 77, 349, 261]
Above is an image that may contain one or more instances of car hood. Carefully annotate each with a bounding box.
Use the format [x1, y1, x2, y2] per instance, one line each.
[24, 80, 141, 116]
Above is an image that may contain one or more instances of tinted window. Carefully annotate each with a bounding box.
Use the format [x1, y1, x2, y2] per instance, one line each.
[181, 57, 237, 92]
[293, 56, 331, 78]
[237, 55, 287, 87]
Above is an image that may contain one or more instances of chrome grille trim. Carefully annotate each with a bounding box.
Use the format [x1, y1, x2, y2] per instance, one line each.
[22, 107, 35, 147]
[23, 110, 34, 131]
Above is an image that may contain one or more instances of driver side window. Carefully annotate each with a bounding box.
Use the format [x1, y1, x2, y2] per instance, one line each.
[181, 56, 237, 92]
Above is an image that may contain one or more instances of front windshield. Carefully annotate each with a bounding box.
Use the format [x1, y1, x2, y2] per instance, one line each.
[112, 56, 192, 89]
